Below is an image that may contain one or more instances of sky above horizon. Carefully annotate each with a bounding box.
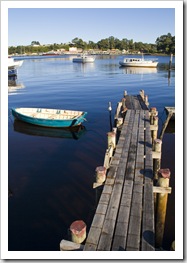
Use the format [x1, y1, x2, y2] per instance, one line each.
[8, 7, 175, 47]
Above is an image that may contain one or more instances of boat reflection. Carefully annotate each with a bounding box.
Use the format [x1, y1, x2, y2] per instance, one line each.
[13, 119, 86, 140]
[72, 60, 95, 73]
[120, 66, 157, 74]
[8, 76, 25, 94]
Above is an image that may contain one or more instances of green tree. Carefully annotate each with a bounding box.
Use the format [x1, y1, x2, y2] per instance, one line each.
[31, 41, 40, 46]
[97, 38, 110, 50]
[156, 33, 175, 54]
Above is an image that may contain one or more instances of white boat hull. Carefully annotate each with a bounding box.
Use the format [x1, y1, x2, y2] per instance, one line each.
[119, 61, 158, 68]
[119, 57, 158, 68]
[73, 55, 95, 63]
[8, 57, 24, 69]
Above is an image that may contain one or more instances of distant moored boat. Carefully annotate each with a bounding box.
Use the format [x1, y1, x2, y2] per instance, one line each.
[72, 54, 95, 63]
[119, 55, 158, 68]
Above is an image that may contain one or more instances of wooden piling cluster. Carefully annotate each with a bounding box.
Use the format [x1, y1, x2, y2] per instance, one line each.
[60, 90, 173, 251]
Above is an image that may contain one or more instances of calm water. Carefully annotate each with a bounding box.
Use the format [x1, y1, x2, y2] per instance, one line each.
[8, 55, 175, 251]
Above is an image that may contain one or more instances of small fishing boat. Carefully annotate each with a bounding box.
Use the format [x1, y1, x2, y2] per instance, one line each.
[8, 57, 24, 69]
[11, 107, 87, 128]
[72, 54, 95, 63]
[119, 55, 158, 68]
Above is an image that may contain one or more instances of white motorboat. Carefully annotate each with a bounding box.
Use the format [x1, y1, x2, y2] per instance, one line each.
[8, 57, 24, 69]
[119, 55, 158, 68]
[72, 54, 95, 63]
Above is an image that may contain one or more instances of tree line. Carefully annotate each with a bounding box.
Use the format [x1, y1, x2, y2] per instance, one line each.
[8, 33, 175, 55]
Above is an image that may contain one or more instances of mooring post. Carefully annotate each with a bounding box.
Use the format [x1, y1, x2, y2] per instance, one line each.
[139, 89, 145, 100]
[95, 166, 106, 184]
[169, 53, 173, 71]
[150, 107, 157, 125]
[153, 139, 162, 180]
[121, 97, 126, 109]
[70, 220, 87, 244]
[144, 95, 149, 107]
[107, 131, 116, 150]
[155, 169, 171, 248]
[152, 116, 158, 144]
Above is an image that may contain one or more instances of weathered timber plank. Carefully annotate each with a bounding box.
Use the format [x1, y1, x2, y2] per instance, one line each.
[106, 165, 117, 179]
[97, 232, 113, 251]
[120, 193, 131, 206]
[104, 181, 123, 220]
[95, 203, 108, 215]
[112, 235, 126, 250]
[105, 178, 115, 185]
[125, 95, 133, 109]
[141, 110, 155, 251]
[97, 219, 115, 250]
[125, 109, 144, 250]
[102, 184, 113, 194]
[84, 243, 97, 251]
[126, 233, 140, 251]
[135, 168, 144, 182]
[97, 109, 134, 250]
[117, 204, 131, 223]
[84, 226, 102, 246]
[112, 179, 133, 249]
[91, 213, 105, 228]
[99, 193, 110, 205]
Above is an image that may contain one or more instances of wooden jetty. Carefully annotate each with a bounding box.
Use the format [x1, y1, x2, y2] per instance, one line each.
[60, 90, 172, 251]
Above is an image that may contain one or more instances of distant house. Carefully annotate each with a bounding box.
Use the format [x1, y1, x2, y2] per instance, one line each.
[69, 47, 77, 53]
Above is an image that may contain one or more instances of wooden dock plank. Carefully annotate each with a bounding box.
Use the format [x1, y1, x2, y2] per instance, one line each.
[141, 110, 155, 251]
[83, 95, 155, 251]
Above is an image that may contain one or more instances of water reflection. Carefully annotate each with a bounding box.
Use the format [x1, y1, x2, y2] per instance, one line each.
[13, 119, 86, 140]
[72, 62, 95, 73]
[120, 66, 158, 74]
[8, 75, 25, 94]
[165, 120, 175, 134]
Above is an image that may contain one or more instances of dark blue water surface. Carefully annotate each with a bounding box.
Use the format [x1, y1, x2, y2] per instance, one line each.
[8, 55, 175, 251]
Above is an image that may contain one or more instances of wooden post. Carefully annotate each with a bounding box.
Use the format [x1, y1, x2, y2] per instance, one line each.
[70, 220, 87, 244]
[150, 107, 157, 125]
[116, 117, 123, 127]
[144, 95, 149, 107]
[155, 169, 171, 248]
[139, 89, 145, 100]
[153, 139, 162, 180]
[152, 116, 158, 144]
[107, 131, 116, 149]
[169, 53, 173, 70]
[95, 166, 106, 184]
[121, 97, 126, 110]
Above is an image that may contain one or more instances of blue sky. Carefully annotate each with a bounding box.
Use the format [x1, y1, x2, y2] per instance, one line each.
[8, 7, 175, 46]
